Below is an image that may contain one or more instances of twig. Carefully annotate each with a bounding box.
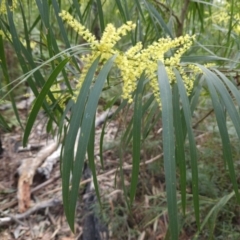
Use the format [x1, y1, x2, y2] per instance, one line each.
[180, 0, 190, 26]
[32, 175, 61, 193]
[1, 110, 115, 211]
[18, 144, 44, 152]
[0, 198, 61, 226]
[37, 108, 116, 179]
[193, 109, 214, 129]
[51, 226, 61, 239]
[153, 0, 181, 26]
[0, 212, 27, 226]
[0, 175, 60, 211]
[37, 146, 62, 179]
[177, 0, 190, 37]
[17, 141, 59, 212]
[193, 76, 240, 129]
[41, 153, 163, 197]
[92, 153, 163, 184]
[153, 0, 189, 37]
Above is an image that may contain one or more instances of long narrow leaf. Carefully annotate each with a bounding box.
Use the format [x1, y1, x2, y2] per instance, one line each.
[158, 61, 178, 240]
[208, 73, 240, 141]
[130, 76, 144, 204]
[174, 69, 200, 228]
[96, 0, 105, 34]
[7, 4, 58, 123]
[62, 56, 101, 224]
[115, 0, 127, 22]
[23, 58, 69, 145]
[172, 84, 186, 215]
[196, 65, 240, 202]
[214, 69, 240, 111]
[67, 56, 116, 230]
[194, 191, 235, 239]
[87, 115, 102, 209]
[142, 0, 160, 38]
[143, 1, 173, 38]
[2, 8, 24, 129]
[143, 101, 159, 139]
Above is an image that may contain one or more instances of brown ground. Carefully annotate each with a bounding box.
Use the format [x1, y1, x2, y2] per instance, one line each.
[0, 112, 79, 240]
[0, 101, 196, 240]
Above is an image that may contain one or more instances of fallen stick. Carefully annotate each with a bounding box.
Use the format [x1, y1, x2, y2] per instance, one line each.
[0, 175, 60, 212]
[0, 153, 163, 226]
[37, 108, 116, 179]
[17, 143, 44, 152]
[41, 153, 163, 198]
[37, 146, 61, 179]
[0, 198, 61, 226]
[17, 141, 58, 213]
[0, 152, 161, 212]
[17, 109, 116, 213]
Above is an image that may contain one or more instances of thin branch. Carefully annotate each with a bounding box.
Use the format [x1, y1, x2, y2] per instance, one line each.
[153, 0, 181, 26]
[40, 153, 164, 198]
[180, 0, 190, 25]
[193, 77, 240, 129]
[177, 0, 190, 37]
[193, 109, 214, 129]
[0, 175, 60, 212]
[152, 0, 190, 37]
[0, 198, 61, 226]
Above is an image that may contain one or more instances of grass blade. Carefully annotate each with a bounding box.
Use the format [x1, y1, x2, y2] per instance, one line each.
[194, 191, 235, 239]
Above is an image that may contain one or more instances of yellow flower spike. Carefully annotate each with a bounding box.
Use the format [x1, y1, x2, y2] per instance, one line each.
[59, 11, 97, 45]
[0, 30, 11, 41]
[117, 21, 136, 37]
[100, 24, 117, 46]
[60, 10, 197, 105]
[126, 42, 143, 58]
[0, 0, 17, 14]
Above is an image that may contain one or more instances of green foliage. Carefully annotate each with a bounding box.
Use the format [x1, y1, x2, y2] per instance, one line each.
[158, 61, 178, 238]
[1, 0, 240, 239]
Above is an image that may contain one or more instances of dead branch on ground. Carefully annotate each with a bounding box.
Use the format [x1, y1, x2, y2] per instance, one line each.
[0, 198, 61, 226]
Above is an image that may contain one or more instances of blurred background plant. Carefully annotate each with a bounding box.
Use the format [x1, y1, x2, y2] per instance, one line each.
[1, 0, 240, 239]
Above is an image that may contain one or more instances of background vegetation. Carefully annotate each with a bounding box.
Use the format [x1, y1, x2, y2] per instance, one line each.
[1, 0, 240, 239]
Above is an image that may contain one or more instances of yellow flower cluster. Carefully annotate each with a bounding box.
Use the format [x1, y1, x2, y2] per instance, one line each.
[210, 1, 240, 35]
[138, 35, 195, 104]
[46, 84, 61, 105]
[0, 0, 17, 14]
[46, 83, 70, 108]
[0, 30, 37, 50]
[59, 10, 136, 94]
[59, 10, 197, 104]
[0, 30, 9, 40]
